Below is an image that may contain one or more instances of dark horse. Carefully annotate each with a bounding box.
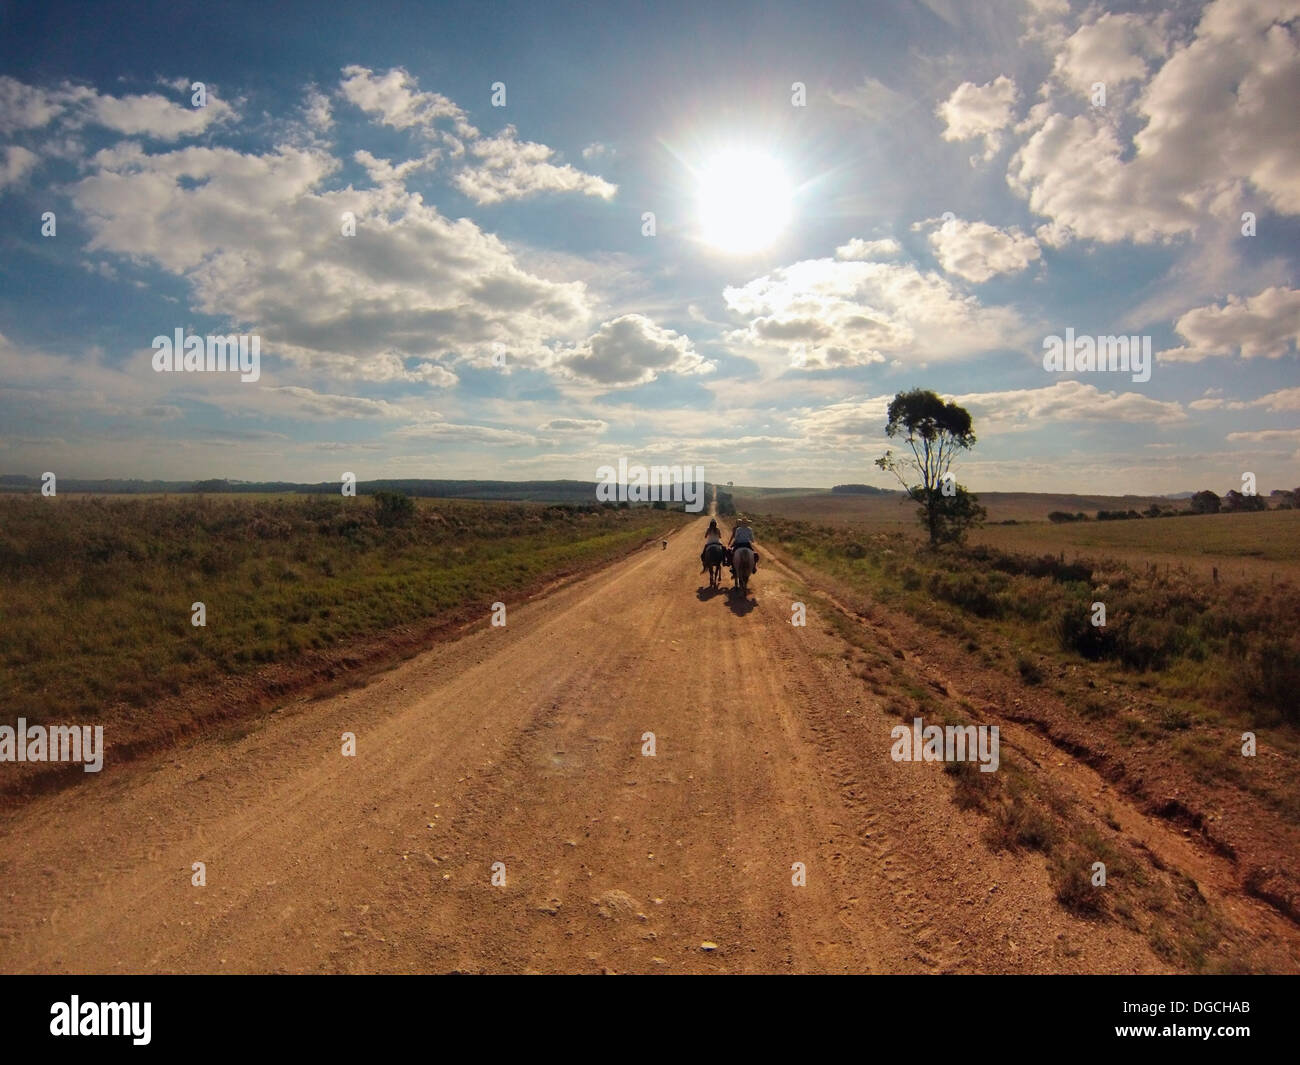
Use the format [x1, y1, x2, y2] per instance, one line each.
[703, 542, 726, 588]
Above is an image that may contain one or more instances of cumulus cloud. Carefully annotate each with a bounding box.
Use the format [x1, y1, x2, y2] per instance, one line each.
[1189, 386, 1300, 412]
[1051, 12, 1168, 94]
[937, 75, 1017, 162]
[336, 67, 614, 204]
[454, 125, 616, 204]
[303, 89, 333, 132]
[70, 141, 591, 380]
[1011, 0, 1300, 245]
[1161, 286, 1300, 362]
[1226, 428, 1300, 443]
[556, 314, 712, 387]
[0, 76, 90, 133]
[835, 237, 901, 261]
[925, 217, 1041, 282]
[84, 91, 235, 140]
[723, 256, 1027, 370]
[0, 145, 38, 192]
[338, 65, 463, 132]
[955, 380, 1187, 427]
[789, 396, 892, 442]
[0, 75, 234, 141]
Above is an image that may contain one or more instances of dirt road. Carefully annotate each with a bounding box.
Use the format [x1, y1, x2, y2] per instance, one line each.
[0, 517, 1181, 973]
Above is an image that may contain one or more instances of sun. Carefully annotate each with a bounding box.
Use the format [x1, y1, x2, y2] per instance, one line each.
[696, 150, 792, 254]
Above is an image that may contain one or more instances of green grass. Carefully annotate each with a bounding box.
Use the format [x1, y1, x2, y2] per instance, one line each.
[760, 515, 1300, 727]
[792, 524, 1280, 969]
[0, 494, 692, 725]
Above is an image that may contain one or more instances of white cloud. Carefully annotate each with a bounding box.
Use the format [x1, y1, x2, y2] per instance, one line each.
[1226, 428, 1300, 443]
[1051, 12, 1168, 94]
[392, 415, 536, 445]
[265, 386, 408, 419]
[926, 217, 1040, 282]
[70, 141, 592, 380]
[85, 91, 235, 141]
[337, 67, 614, 205]
[338, 65, 463, 132]
[955, 379, 1187, 427]
[1161, 286, 1300, 362]
[453, 125, 616, 204]
[556, 314, 712, 387]
[0, 76, 89, 133]
[937, 75, 1017, 162]
[1011, 0, 1300, 245]
[790, 396, 892, 442]
[303, 89, 333, 132]
[723, 256, 1028, 370]
[0, 145, 38, 192]
[835, 237, 901, 261]
[1190, 386, 1300, 412]
[0, 75, 233, 141]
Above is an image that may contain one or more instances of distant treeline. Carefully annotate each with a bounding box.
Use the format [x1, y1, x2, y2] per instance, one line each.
[1, 475, 645, 505]
[830, 484, 895, 495]
[1049, 488, 1295, 523]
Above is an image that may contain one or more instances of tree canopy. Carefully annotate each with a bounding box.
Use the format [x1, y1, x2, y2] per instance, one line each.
[875, 388, 985, 545]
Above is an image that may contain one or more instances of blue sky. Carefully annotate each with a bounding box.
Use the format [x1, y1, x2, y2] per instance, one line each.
[1, 0, 1297, 493]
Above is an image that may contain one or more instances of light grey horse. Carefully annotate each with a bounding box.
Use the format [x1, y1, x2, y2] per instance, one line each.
[731, 545, 755, 594]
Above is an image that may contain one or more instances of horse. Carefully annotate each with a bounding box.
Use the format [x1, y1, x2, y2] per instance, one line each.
[731, 545, 755, 595]
[703, 542, 726, 588]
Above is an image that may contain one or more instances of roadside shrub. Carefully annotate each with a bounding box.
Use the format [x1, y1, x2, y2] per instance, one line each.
[928, 571, 1004, 618]
[373, 490, 415, 527]
[1233, 635, 1300, 724]
[1114, 615, 1182, 672]
[1057, 601, 1119, 660]
[1017, 656, 1044, 684]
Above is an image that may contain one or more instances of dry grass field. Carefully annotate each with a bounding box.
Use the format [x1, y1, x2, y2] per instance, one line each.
[732, 489, 1300, 585]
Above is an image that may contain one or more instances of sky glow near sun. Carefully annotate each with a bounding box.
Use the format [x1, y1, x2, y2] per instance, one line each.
[696, 149, 793, 254]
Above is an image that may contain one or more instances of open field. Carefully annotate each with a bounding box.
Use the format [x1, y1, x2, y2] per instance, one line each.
[3, 514, 1299, 975]
[973, 509, 1300, 584]
[0, 493, 691, 779]
[734, 488, 1188, 524]
[733, 490, 1300, 585]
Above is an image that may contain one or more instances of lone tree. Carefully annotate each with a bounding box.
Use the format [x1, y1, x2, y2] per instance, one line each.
[875, 388, 986, 546]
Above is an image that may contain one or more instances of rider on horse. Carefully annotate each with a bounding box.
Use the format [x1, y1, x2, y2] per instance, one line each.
[700, 518, 725, 572]
[728, 516, 759, 574]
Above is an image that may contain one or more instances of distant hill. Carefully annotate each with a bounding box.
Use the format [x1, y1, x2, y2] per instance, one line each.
[0, 475, 587, 503]
[0, 475, 724, 507]
[831, 484, 894, 495]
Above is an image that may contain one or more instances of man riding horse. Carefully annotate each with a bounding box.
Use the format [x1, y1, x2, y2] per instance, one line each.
[727, 515, 759, 577]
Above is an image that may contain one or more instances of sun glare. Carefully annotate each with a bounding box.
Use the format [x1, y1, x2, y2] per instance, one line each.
[696, 150, 792, 254]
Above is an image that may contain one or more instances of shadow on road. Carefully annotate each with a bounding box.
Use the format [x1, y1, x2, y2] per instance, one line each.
[695, 585, 725, 601]
[726, 587, 757, 615]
